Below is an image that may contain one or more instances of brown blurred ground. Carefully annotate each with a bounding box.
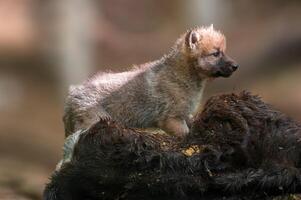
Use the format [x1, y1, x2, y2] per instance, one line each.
[0, 0, 300, 199]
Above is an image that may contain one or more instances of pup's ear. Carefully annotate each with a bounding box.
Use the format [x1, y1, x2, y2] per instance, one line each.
[185, 30, 200, 50]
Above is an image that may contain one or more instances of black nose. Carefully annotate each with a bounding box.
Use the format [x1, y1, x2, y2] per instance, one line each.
[231, 64, 239, 71]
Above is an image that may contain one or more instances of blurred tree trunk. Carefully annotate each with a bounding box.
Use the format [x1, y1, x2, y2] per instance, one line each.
[52, 0, 96, 92]
[185, 0, 231, 28]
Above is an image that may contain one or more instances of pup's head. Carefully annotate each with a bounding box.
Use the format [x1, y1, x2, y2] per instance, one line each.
[182, 25, 239, 78]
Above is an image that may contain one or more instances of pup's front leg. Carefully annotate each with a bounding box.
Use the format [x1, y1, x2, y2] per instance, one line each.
[158, 118, 189, 138]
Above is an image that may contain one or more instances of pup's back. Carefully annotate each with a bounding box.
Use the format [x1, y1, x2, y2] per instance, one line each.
[64, 67, 157, 136]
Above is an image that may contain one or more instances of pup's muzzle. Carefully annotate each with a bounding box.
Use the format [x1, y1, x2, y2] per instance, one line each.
[213, 55, 239, 77]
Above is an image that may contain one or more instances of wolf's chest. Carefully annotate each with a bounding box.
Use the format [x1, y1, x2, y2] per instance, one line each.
[188, 85, 205, 115]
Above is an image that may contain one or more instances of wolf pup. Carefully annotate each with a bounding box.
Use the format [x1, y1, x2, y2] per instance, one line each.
[64, 25, 239, 137]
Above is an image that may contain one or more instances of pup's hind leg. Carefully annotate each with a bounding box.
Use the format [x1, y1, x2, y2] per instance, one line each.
[67, 107, 112, 136]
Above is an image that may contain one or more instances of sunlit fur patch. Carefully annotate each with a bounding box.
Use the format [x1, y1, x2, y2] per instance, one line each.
[55, 129, 87, 171]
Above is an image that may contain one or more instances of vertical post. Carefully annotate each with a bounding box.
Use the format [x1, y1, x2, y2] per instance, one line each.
[185, 0, 230, 27]
[54, 0, 95, 92]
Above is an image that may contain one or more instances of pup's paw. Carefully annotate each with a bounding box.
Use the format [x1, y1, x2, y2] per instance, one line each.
[159, 118, 190, 138]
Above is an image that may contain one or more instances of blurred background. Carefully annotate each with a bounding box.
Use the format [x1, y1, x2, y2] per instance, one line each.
[0, 0, 300, 199]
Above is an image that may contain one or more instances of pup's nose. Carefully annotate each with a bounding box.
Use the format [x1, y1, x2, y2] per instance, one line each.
[231, 64, 239, 71]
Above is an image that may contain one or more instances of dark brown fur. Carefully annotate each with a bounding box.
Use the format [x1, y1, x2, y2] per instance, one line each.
[45, 92, 301, 200]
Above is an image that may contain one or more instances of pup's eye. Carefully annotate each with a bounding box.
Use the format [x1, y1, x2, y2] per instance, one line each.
[212, 51, 220, 57]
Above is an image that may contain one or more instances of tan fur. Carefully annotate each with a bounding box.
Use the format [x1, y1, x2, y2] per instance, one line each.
[180, 25, 226, 56]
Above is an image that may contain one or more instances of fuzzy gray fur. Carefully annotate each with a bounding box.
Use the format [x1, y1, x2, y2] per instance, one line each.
[63, 27, 238, 137]
[64, 49, 206, 136]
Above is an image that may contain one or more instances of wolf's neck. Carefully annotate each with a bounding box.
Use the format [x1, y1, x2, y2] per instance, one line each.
[145, 50, 206, 96]
[158, 48, 205, 91]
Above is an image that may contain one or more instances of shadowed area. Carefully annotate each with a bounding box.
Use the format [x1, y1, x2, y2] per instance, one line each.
[44, 92, 301, 200]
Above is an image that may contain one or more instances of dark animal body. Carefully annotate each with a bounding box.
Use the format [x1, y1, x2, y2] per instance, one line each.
[45, 92, 301, 200]
[63, 26, 238, 137]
